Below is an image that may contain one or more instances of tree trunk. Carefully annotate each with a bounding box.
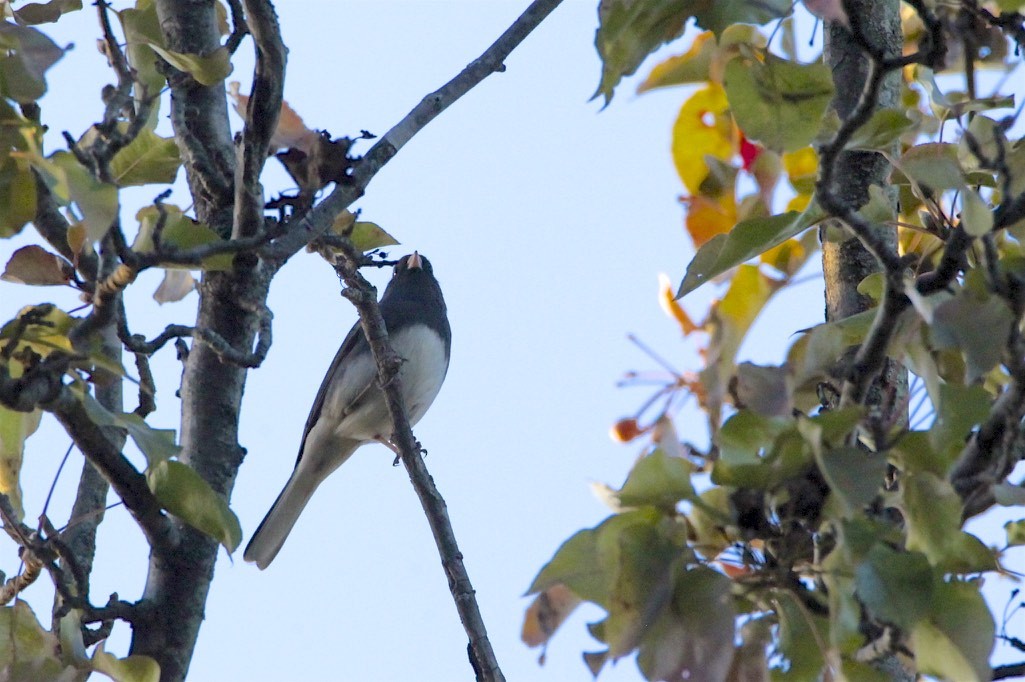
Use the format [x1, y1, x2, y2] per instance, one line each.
[823, 3, 912, 680]
[128, 3, 269, 680]
[822, 0, 902, 323]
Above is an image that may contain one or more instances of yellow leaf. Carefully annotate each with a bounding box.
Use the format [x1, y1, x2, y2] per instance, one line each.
[783, 146, 818, 173]
[0, 406, 39, 519]
[672, 84, 734, 194]
[760, 238, 807, 278]
[786, 193, 811, 212]
[636, 32, 715, 93]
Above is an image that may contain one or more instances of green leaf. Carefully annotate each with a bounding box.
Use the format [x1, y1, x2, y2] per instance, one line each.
[731, 362, 792, 417]
[816, 447, 886, 517]
[0, 602, 77, 680]
[91, 643, 159, 682]
[592, 0, 688, 105]
[691, 0, 789, 35]
[13, 0, 83, 25]
[930, 288, 1013, 383]
[903, 471, 961, 565]
[723, 52, 834, 152]
[1005, 519, 1025, 546]
[717, 410, 790, 465]
[712, 410, 803, 487]
[902, 471, 995, 572]
[0, 405, 40, 519]
[27, 151, 119, 244]
[146, 459, 242, 551]
[616, 447, 695, 508]
[993, 483, 1025, 506]
[896, 143, 965, 193]
[147, 44, 232, 86]
[527, 525, 604, 602]
[0, 23, 64, 102]
[958, 114, 1005, 173]
[677, 204, 825, 297]
[636, 567, 735, 681]
[528, 508, 660, 605]
[78, 390, 180, 464]
[841, 660, 892, 682]
[961, 189, 993, 237]
[928, 383, 990, 466]
[0, 157, 38, 237]
[776, 590, 829, 679]
[132, 204, 233, 271]
[349, 221, 399, 252]
[844, 108, 914, 152]
[117, 3, 166, 100]
[911, 581, 994, 682]
[109, 129, 181, 187]
[601, 517, 679, 657]
[787, 309, 875, 390]
[857, 184, 897, 225]
[854, 544, 934, 630]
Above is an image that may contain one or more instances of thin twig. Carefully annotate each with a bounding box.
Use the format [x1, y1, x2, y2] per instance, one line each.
[233, 0, 285, 240]
[333, 244, 505, 682]
[225, 0, 249, 54]
[264, 0, 567, 264]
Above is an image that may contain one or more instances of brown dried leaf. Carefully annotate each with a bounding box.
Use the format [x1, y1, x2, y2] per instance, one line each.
[228, 80, 320, 153]
[1, 245, 73, 285]
[521, 584, 582, 649]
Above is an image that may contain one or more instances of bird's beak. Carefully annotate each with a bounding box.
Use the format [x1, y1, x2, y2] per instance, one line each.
[407, 252, 423, 269]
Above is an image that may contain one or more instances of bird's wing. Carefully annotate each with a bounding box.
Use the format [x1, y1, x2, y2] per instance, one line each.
[295, 321, 376, 465]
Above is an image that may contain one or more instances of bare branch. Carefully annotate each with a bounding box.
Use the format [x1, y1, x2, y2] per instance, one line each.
[993, 662, 1025, 680]
[951, 338, 1025, 519]
[46, 390, 178, 555]
[332, 245, 504, 682]
[264, 0, 566, 263]
[225, 0, 249, 54]
[154, 0, 236, 232]
[30, 171, 99, 278]
[233, 0, 285, 240]
[118, 319, 195, 355]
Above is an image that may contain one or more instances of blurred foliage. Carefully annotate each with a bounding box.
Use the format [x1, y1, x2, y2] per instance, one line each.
[527, 1, 1025, 680]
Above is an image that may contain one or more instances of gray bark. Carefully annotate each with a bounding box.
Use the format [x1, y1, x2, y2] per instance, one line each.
[128, 2, 266, 679]
[823, 3, 912, 680]
[822, 0, 902, 322]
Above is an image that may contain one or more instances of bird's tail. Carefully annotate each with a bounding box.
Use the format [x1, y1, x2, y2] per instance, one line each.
[243, 469, 320, 569]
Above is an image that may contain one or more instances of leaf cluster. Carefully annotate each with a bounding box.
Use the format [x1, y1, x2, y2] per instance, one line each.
[528, 1, 1025, 680]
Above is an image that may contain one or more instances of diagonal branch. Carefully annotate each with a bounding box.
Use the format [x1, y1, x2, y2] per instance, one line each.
[264, 0, 566, 264]
[332, 245, 504, 682]
[45, 389, 177, 556]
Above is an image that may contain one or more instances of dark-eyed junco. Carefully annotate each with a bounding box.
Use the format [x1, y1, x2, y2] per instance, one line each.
[244, 252, 451, 569]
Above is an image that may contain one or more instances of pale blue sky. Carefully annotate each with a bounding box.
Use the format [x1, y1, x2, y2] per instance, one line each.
[2, 2, 1021, 681]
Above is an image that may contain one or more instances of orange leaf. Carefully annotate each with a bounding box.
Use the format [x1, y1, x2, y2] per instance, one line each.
[658, 273, 698, 334]
[684, 193, 737, 247]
